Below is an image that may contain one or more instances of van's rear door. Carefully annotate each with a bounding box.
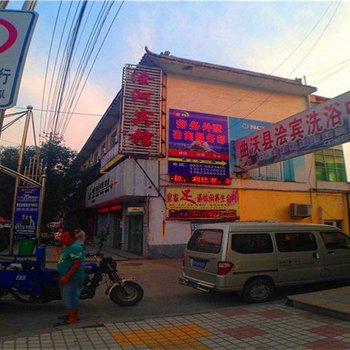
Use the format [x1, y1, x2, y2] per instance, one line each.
[183, 228, 224, 283]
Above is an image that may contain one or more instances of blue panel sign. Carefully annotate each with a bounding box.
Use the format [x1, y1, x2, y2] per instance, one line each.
[14, 186, 40, 238]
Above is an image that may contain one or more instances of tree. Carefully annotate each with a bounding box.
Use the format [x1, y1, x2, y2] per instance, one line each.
[38, 139, 77, 225]
[0, 139, 78, 226]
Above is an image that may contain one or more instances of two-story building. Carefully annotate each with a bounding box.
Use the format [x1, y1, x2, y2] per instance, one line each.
[76, 48, 349, 257]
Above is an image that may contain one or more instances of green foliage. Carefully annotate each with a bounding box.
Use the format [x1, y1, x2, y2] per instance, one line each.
[0, 140, 81, 226]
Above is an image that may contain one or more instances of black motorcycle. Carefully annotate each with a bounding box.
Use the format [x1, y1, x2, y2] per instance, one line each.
[82, 249, 144, 306]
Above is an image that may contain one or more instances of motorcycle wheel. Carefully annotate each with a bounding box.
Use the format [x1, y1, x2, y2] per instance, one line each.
[109, 281, 144, 306]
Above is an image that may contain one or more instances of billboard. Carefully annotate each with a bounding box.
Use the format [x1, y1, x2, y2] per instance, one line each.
[166, 187, 239, 220]
[229, 117, 306, 182]
[120, 64, 162, 156]
[14, 187, 40, 238]
[168, 109, 230, 178]
[233, 91, 350, 171]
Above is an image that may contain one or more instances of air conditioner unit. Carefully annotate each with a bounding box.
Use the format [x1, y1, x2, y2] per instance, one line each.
[290, 203, 311, 218]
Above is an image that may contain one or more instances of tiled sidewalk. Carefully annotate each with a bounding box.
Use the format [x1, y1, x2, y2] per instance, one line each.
[2, 303, 350, 350]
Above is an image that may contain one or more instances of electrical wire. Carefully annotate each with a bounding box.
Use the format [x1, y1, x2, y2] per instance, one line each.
[14, 106, 102, 117]
[4, 111, 28, 118]
[52, 1, 88, 135]
[43, 1, 74, 137]
[219, 2, 335, 116]
[311, 64, 350, 85]
[1, 112, 27, 132]
[61, 0, 125, 136]
[226, 2, 341, 129]
[57, 1, 113, 134]
[40, 1, 125, 142]
[40, 0, 63, 141]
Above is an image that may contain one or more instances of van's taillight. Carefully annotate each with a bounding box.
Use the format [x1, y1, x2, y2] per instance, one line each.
[217, 261, 233, 276]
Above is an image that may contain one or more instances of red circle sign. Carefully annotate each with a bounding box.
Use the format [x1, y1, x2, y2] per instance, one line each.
[0, 18, 18, 53]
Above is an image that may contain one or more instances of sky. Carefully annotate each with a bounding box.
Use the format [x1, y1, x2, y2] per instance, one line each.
[1, 0, 350, 175]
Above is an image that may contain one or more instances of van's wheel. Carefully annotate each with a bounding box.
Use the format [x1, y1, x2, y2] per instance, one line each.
[243, 278, 274, 303]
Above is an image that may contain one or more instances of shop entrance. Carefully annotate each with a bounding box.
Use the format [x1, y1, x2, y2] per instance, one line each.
[128, 215, 143, 255]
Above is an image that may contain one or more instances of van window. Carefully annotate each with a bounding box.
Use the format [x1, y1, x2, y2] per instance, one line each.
[187, 229, 222, 253]
[320, 231, 350, 249]
[276, 232, 317, 252]
[231, 233, 273, 254]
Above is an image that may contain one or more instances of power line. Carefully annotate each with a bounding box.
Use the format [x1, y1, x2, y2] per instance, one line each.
[40, 0, 63, 140]
[62, 0, 126, 136]
[14, 106, 102, 117]
[224, 2, 340, 131]
[219, 2, 335, 116]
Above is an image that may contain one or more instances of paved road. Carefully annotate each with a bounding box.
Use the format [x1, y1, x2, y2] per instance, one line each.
[1, 257, 348, 341]
[0, 258, 244, 340]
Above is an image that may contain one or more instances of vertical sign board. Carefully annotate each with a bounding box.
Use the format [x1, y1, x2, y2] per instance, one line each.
[120, 64, 162, 156]
[168, 109, 230, 178]
[0, 10, 38, 108]
[14, 187, 40, 239]
[234, 91, 350, 171]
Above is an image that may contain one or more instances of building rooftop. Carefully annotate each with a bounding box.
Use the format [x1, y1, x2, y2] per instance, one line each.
[140, 47, 317, 96]
[77, 48, 317, 165]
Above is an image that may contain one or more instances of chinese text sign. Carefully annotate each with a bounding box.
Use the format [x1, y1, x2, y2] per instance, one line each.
[120, 64, 162, 156]
[166, 187, 238, 211]
[0, 10, 38, 108]
[168, 109, 230, 177]
[233, 91, 350, 171]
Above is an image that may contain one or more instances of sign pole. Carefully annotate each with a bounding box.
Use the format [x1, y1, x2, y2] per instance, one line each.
[0, 1, 9, 139]
[9, 106, 32, 254]
[0, 110, 4, 139]
[22, 1, 38, 11]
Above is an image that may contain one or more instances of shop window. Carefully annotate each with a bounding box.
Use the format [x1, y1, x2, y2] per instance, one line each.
[315, 149, 347, 182]
[231, 233, 273, 254]
[276, 232, 317, 252]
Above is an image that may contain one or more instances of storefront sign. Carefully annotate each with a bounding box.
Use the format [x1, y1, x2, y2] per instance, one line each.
[166, 187, 238, 210]
[168, 209, 238, 221]
[14, 186, 40, 238]
[100, 144, 125, 173]
[120, 64, 162, 156]
[170, 174, 231, 185]
[127, 207, 144, 215]
[233, 91, 350, 171]
[86, 158, 159, 208]
[168, 109, 230, 178]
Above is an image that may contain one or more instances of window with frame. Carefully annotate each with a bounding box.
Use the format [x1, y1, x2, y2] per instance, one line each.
[275, 232, 317, 252]
[315, 148, 347, 182]
[231, 233, 273, 254]
[320, 231, 350, 250]
[187, 229, 223, 253]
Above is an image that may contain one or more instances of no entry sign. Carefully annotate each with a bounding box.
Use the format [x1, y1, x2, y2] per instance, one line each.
[0, 10, 38, 109]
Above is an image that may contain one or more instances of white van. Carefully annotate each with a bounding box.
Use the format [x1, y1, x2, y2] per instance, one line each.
[179, 222, 350, 303]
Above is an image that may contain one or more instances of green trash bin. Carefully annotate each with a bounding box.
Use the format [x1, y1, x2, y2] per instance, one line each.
[18, 238, 36, 256]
